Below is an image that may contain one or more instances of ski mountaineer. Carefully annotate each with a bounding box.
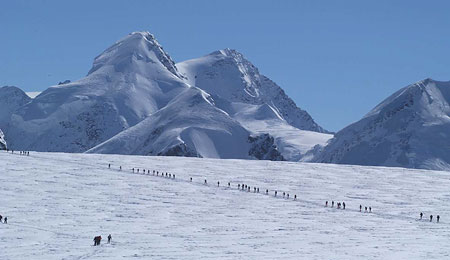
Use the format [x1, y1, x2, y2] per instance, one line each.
[3, 217, 6, 224]
[343, 202, 346, 209]
[217, 181, 220, 187]
[266, 189, 269, 195]
[360, 205, 362, 212]
[325, 201, 328, 207]
[93, 236, 102, 246]
[275, 190, 277, 197]
[365, 207, 368, 212]
[437, 215, 440, 223]
[294, 194, 297, 200]
[0, 215, 2, 222]
[331, 201, 334, 208]
[108, 164, 110, 169]
[108, 234, 112, 243]
[369, 207, 372, 213]
[420, 212, 423, 219]
[228, 182, 231, 187]
[204, 179, 207, 185]
[430, 215, 433, 222]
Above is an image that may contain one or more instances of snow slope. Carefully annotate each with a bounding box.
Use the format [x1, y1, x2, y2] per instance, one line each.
[88, 87, 273, 159]
[315, 79, 450, 171]
[1, 151, 450, 259]
[0, 86, 31, 126]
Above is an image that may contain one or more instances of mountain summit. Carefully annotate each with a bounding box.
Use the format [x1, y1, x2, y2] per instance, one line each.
[315, 78, 450, 170]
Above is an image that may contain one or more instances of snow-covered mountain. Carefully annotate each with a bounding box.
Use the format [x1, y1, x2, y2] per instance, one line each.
[1, 31, 328, 160]
[4, 32, 189, 152]
[177, 49, 332, 160]
[0, 128, 6, 150]
[0, 86, 32, 125]
[315, 78, 450, 171]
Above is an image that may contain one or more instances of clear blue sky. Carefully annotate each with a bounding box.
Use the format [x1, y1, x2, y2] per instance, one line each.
[1, 0, 450, 132]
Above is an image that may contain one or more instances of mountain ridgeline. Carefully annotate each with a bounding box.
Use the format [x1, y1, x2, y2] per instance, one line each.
[0, 32, 331, 161]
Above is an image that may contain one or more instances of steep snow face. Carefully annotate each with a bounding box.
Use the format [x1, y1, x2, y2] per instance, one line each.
[315, 79, 450, 171]
[6, 32, 189, 152]
[0, 86, 31, 126]
[88, 87, 280, 160]
[177, 49, 328, 133]
[0, 129, 6, 150]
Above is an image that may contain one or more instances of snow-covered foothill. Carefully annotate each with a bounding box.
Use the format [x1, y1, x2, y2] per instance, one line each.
[315, 78, 450, 171]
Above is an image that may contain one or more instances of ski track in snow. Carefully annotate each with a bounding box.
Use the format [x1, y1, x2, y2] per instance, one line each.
[1, 151, 450, 259]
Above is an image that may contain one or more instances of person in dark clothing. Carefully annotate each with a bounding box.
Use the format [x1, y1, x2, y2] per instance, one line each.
[369, 207, 372, 213]
[325, 201, 328, 207]
[190, 177, 192, 182]
[173, 174, 175, 179]
[430, 215, 433, 222]
[420, 212, 423, 219]
[294, 194, 297, 200]
[108, 164, 111, 169]
[93, 236, 102, 246]
[228, 182, 230, 187]
[275, 190, 277, 197]
[287, 194, 289, 199]
[365, 207, 368, 212]
[360, 205, 362, 212]
[238, 184, 241, 189]
[217, 181, 220, 187]
[343, 202, 346, 209]
[204, 179, 207, 185]
[254, 187, 256, 193]
[257, 188, 259, 193]
[437, 215, 440, 223]
[266, 189, 269, 195]
[107, 234, 112, 243]
[0, 215, 2, 222]
[331, 201, 334, 208]
[119, 166, 122, 171]
[3, 217, 7, 224]
[282, 192, 285, 198]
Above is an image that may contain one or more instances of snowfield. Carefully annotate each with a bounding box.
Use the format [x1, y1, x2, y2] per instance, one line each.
[1, 151, 450, 259]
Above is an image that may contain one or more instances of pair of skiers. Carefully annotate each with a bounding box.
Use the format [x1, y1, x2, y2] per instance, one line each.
[93, 234, 112, 246]
[0, 215, 6, 224]
[423, 213, 440, 222]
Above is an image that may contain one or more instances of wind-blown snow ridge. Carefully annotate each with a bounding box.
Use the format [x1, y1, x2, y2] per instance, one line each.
[315, 78, 450, 171]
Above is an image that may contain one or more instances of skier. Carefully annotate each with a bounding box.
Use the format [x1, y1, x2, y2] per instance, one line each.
[228, 182, 231, 187]
[343, 202, 346, 209]
[287, 194, 289, 199]
[137, 169, 139, 173]
[190, 177, 192, 182]
[3, 217, 6, 224]
[294, 195, 297, 200]
[204, 179, 207, 185]
[248, 186, 250, 192]
[430, 215, 433, 222]
[0, 215, 2, 222]
[173, 174, 175, 179]
[119, 166, 122, 171]
[238, 184, 241, 189]
[108, 164, 110, 169]
[169, 174, 172, 178]
[360, 205, 362, 212]
[283, 192, 285, 198]
[325, 201, 328, 207]
[132, 168, 135, 173]
[365, 207, 368, 212]
[254, 187, 256, 193]
[266, 189, 268, 195]
[369, 207, 372, 213]
[275, 190, 278, 197]
[257, 188, 259, 193]
[93, 236, 102, 246]
[217, 181, 220, 187]
[420, 212, 423, 219]
[108, 234, 112, 243]
[437, 215, 440, 223]
[332, 201, 334, 208]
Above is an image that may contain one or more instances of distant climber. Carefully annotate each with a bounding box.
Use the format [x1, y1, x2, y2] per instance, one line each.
[437, 215, 440, 223]
[430, 215, 433, 222]
[108, 234, 112, 243]
[343, 202, 346, 209]
[420, 212, 423, 219]
[325, 201, 328, 207]
[332, 201, 334, 208]
[108, 164, 110, 169]
[360, 205, 362, 212]
[93, 236, 102, 246]
[3, 217, 7, 224]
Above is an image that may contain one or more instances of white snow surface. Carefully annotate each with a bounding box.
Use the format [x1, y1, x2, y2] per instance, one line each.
[315, 79, 450, 171]
[25, 92, 41, 98]
[1, 151, 450, 259]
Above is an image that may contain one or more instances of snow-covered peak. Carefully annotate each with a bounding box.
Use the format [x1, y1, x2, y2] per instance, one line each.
[88, 31, 182, 79]
[365, 78, 450, 123]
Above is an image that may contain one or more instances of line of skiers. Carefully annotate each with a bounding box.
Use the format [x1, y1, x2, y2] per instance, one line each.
[93, 234, 112, 246]
[5, 149, 29, 156]
[420, 212, 440, 222]
[325, 201, 346, 209]
[0, 215, 7, 224]
[109, 164, 444, 224]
